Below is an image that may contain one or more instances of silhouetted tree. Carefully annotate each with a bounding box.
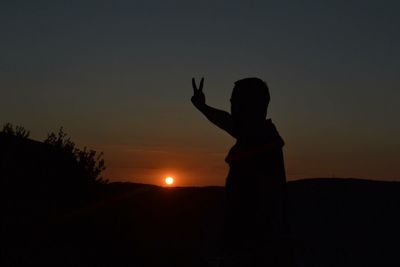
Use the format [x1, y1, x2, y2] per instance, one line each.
[44, 127, 107, 184]
[1, 122, 30, 138]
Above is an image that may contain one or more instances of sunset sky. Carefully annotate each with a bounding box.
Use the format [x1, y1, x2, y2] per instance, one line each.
[1, 0, 399, 186]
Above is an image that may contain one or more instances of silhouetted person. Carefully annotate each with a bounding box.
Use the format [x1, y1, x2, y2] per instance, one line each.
[191, 77, 288, 266]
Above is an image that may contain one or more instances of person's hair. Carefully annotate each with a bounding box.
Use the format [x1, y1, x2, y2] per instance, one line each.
[231, 77, 270, 118]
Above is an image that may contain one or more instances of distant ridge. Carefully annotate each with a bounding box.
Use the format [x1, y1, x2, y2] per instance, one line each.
[106, 177, 399, 189]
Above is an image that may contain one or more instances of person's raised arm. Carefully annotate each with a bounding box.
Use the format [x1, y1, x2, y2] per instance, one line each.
[191, 78, 235, 137]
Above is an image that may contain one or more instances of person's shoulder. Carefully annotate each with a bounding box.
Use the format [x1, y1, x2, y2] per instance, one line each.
[265, 118, 285, 147]
[265, 118, 278, 132]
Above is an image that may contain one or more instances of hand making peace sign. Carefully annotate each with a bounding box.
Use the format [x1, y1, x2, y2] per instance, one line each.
[191, 77, 205, 108]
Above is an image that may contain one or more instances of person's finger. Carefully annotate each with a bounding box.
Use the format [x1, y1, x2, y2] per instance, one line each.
[192, 78, 197, 92]
[199, 77, 204, 91]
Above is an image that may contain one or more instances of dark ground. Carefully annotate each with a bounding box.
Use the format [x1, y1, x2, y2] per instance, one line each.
[1, 134, 400, 266]
[2, 179, 400, 267]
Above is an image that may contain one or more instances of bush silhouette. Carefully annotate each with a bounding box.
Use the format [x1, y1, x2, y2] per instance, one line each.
[1, 122, 30, 138]
[1, 123, 107, 186]
[44, 127, 107, 184]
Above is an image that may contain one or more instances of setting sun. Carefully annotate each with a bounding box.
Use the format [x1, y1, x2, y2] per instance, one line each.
[165, 176, 174, 186]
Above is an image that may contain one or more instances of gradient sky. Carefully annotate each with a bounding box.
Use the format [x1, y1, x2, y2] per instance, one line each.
[1, 0, 399, 186]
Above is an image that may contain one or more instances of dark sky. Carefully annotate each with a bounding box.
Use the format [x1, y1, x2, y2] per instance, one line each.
[1, 0, 399, 186]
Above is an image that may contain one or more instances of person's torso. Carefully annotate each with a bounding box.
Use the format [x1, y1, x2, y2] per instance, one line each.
[225, 119, 286, 188]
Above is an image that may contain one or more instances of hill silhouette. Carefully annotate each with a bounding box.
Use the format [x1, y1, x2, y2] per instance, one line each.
[1, 134, 400, 266]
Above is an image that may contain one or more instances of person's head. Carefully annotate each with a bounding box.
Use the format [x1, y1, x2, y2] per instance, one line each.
[231, 77, 270, 124]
